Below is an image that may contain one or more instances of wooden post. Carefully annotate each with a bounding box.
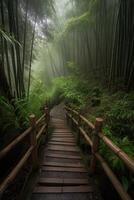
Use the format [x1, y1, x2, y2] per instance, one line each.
[66, 109, 69, 123]
[77, 113, 81, 144]
[29, 114, 39, 170]
[90, 118, 103, 173]
[44, 107, 49, 130]
[71, 111, 74, 129]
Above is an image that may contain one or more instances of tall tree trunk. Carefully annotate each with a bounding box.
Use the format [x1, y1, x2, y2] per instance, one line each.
[27, 15, 37, 97]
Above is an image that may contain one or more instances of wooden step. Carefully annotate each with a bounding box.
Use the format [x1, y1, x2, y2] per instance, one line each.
[52, 134, 72, 137]
[51, 134, 74, 139]
[34, 185, 93, 193]
[38, 178, 89, 186]
[51, 138, 74, 141]
[51, 137, 74, 140]
[45, 153, 81, 160]
[44, 157, 80, 164]
[50, 139, 75, 143]
[51, 136, 73, 139]
[52, 133, 73, 136]
[42, 166, 87, 173]
[41, 171, 88, 179]
[42, 161, 83, 168]
[48, 142, 75, 146]
[47, 146, 79, 152]
[53, 130, 71, 133]
[51, 139, 75, 143]
[46, 150, 80, 156]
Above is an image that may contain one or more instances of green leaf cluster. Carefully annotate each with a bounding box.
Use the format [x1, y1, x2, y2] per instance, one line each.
[58, 11, 93, 39]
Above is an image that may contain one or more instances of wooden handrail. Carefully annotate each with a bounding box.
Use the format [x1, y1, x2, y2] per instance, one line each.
[79, 127, 93, 146]
[65, 106, 95, 129]
[0, 146, 33, 194]
[65, 106, 134, 173]
[0, 127, 32, 160]
[99, 132, 134, 173]
[36, 113, 46, 125]
[95, 153, 132, 200]
[65, 106, 134, 200]
[0, 107, 49, 196]
[36, 124, 47, 141]
[80, 115, 95, 130]
[0, 112, 47, 161]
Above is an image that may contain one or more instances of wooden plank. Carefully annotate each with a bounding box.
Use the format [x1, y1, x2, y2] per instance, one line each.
[42, 166, 87, 173]
[62, 186, 93, 193]
[33, 186, 93, 193]
[51, 138, 75, 141]
[48, 145, 78, 150]
[51, 136, 74, 139]
[50, 139, 75, 142]
[38, 178, 89, 186]
[42, 161, 83, 168]
[53, 130, 71, 133]
[48, 142, 75, 146]
[63, 178, 88, 185]
[46, 150, 79, 156]
[47, 146, 79, 152]
[34, 186, 62, 193]
[39, 178, 63, 185]
[52, 132, 73, 136]
[45, 153, 81, 160]
[52, 134, 73, 137]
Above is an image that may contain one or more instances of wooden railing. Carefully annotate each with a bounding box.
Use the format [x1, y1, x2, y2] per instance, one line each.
[0, 107, 49, 197]
[65, 106, 134, 200]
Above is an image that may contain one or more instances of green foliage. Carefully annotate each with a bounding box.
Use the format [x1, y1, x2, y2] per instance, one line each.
[0, 96, 20, 133]
[0, 27, 21, 47]
[58, 11, 94, 39]
[28, 81, 48, 117]
[106, 92, 134, 138]
[0, 95, 33, 134]
[61, 76, 134, 192]
[100, 127, 134, 191]
[28, 79, 63, 116]
[53, 75, 91, 109]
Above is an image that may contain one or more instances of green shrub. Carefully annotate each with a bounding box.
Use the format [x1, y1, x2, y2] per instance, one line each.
[105, 92, 134, 139]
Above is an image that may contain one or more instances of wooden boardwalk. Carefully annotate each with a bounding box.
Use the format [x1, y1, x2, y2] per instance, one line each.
[31, 104, 99, 200]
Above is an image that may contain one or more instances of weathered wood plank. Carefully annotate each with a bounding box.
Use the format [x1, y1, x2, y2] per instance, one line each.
[42, 166, 87, 173]
[41, 161, 83, 168]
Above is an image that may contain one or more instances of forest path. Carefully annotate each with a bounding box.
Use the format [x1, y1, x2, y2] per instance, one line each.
[31, 103, 100, 200]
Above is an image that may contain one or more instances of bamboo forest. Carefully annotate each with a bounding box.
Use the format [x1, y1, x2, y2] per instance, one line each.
[0, 0, 134, 200]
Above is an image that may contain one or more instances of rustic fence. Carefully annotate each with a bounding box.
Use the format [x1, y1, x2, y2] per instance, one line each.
[0, 107, 49, 197]
[65, 106, 134, 200]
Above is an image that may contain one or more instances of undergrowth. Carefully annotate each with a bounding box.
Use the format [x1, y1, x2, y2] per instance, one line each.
[0, 81, 54, 146]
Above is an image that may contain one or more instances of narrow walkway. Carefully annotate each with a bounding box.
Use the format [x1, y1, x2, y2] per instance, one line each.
[31, 104, 98, 200]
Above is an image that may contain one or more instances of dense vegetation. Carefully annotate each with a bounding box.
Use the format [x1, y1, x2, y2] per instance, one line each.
[0, 0, 134, 199]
